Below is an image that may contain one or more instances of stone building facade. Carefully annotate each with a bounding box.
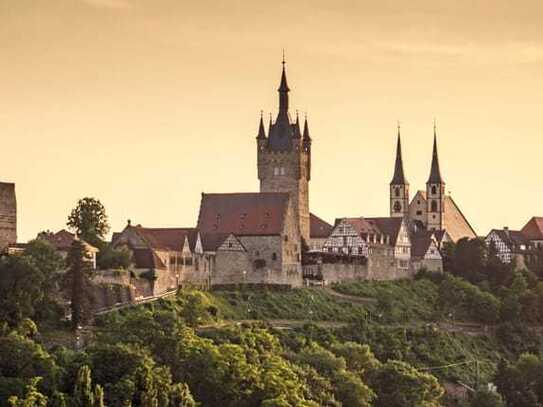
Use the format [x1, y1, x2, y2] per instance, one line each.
[0, 182, 17, 250]
[197, 192, 303, 287]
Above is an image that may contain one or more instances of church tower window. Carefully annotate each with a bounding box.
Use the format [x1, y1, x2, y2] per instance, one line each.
[431, 185, 437, 195]
[431, 200, 438, 212]
[393, 201, 402, 213]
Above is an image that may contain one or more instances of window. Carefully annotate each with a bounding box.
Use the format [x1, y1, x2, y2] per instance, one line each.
[272, 252, 277, 261]
[395, 187, 400, 197]
[416, 210, 422, 216]
[284, 235, 288, 242]
[431, 185, 437, 194]
[273, 167, 279, 176]
[431, 200, 438, 212]
[393, 201, 402, 213]
[280, 167, 285, 175]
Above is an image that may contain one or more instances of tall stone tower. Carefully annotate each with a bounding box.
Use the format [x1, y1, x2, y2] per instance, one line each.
[0, 182, 17, 249]
[426, 124, 446, 231]
[390, 123, 409, 218]
[257, 60, 311, 242]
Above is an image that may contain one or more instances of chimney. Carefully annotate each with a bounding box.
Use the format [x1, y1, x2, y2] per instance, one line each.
[504, 226, 509, 236]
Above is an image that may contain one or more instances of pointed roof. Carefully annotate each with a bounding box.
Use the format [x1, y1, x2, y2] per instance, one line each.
[427, 124, 444, 184]
[303, 117, 311, 142]
[268, 59, 294, 151]
[390, 124, 407, 185]
[278, 59, 290, 93]
[310, 213, 333, 238]
[293, 112, 301, 138]
[257, 113, 266, 139]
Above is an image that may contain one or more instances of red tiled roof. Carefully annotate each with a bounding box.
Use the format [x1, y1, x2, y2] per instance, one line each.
[310, 213, 333, 238]
[521, 217, 543, 240]
[39, 229, 77, 250]
[131, 226, 198, 252]
[197, 192, 290, 236]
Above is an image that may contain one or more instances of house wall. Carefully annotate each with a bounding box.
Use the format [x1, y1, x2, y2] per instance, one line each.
[0, 183, 17, 249]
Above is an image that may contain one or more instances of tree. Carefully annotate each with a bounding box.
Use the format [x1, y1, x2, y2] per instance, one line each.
[23, 240, 65, 322]
[0, 256, 44, 326]
[368, 360, 444, 407]
[8, 377, 48, 407]
[67, 198, 109, 247]
[64, 240, 95, 329]
[96, 245, 132, 270]
[470, 388, 505, 407]
[73, 365, 94, 407]
[170, 383, 197, 407]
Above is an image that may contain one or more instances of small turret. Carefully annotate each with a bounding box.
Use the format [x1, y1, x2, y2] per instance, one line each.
[257, 111, 266, 139]
[426, 121, 446, 231]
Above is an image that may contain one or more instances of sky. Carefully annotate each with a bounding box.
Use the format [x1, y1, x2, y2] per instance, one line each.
[1, 0, 543, 241]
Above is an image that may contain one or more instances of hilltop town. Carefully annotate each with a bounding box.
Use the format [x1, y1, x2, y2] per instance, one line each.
[1, 61, 542, 306]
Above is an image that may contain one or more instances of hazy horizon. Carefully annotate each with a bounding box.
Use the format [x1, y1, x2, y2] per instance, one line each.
[2, 0, 543, 241]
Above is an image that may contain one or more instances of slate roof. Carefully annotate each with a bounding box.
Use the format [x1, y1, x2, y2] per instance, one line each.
[390, 132, 408, 185]
[310, 213, 333, 239]
[200, 232, 231, 252]
[521, 217, 543, 240]
[410, 232, 434, 258]
[131, 248, 166, 269]
[365, 217, 404, 246]
[197, 192, 290, 236]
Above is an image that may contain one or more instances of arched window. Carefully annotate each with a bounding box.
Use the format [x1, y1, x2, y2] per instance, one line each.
[395, 187, 400, 197]
[431, 185, 437, 195]
[393, 201, 402, 213]
[431, 200, 438, 212]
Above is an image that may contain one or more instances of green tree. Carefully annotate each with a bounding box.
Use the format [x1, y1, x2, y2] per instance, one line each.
[67, 198, 109, 247]
[73, 365, 94, 407]
[64, 240, 95, 329]
[169, 383, 197, 407]
[368, 360, 444, 407]
[97, 245, 132, 270]
[0, 256, 44, 326]
[8, 378, 48, 407]
[470, 388, 505, 407]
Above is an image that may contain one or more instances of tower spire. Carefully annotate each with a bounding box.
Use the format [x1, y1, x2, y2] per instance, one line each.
[278, 53, 290, 112]
[427, 120, 444, 184]
[390, 121, 407, 185]
[303, 113, 311, 141]
[257, 110, 266, 139]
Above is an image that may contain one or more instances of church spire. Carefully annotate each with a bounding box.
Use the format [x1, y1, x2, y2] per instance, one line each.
[390, 122, 407, 185]
[427, 121, 444, 184]
[257, 111, 266, 139]
[278, 53, 290, 113]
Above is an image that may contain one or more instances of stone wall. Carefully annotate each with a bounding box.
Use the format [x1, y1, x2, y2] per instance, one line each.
[210, 234, 303, 288]
[0, 182, 16, 249]
[303, 262, 369, 284]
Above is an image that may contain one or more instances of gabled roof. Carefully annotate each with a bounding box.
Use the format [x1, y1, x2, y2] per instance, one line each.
[487, 229, 527, 250]
[131, 248, 166, 270]
[410, 232, 434, 258]
[365, 217, 404, 246]
[200, 232, 231, 252]
[310, 213, 333, 239]
[442, 196, 477, 241]
[197, 192, 290, 236]
[336, 217, 380, 236]
[112, 225, 198, 253]
[132, 226, 198, 252]
[521, 217, 543, 240]
[38, 229, 98, 252]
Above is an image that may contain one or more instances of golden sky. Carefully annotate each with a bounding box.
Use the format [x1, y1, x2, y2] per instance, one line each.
[2, 0, 543, 241]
